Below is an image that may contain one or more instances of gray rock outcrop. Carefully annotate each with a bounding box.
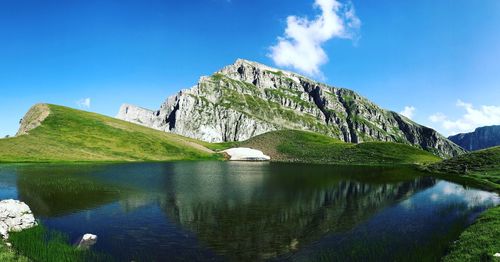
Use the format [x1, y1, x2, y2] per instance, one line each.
[117, 59, 464, 158]
[17, 104, 50, 136]
[448, 125, 500, 151]
[0, 199, 37, 239]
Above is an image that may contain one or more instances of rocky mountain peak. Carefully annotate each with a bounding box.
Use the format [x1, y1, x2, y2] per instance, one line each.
[216, 58, 302, 88]
[117, 59, 464, 158]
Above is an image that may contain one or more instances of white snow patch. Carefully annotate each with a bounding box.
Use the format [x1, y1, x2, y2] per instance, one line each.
[223, 147, 271, 161]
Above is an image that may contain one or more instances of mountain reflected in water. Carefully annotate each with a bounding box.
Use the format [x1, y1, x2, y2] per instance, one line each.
[159, 163, 437, 261]
[0, 162, 497, 261]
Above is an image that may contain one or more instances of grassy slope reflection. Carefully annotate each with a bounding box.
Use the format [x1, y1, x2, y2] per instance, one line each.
[14, 164, 131, 217]
[158, 163, 436, 261]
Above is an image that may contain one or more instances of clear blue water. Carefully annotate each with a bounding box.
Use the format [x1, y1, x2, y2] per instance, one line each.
[0, 162, 497, 261]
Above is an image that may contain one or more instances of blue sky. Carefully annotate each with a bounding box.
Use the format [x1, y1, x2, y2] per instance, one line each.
[1, 0, 499, 137]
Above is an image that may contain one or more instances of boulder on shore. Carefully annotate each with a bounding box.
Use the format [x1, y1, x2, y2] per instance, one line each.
[0, 199, 37, 239]
[223, 147, 270, 161]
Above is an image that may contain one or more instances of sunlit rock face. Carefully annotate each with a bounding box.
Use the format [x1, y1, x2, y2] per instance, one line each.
[117, 59, 463, 158]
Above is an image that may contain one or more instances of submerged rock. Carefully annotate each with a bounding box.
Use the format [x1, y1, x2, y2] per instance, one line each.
[0, 199, 37, 239]
[76, 233, 98, 250]
[223, 147, 270, 161]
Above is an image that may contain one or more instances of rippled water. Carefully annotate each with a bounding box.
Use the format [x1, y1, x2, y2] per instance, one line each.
[0, 162, 497, 261]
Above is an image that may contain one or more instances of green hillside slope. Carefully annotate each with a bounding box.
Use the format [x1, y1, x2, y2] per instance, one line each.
[0, 104, 443, 165]
[209, 130, 442, 165]
[0, 104, 219, 162]
[425, 146, 500, 190]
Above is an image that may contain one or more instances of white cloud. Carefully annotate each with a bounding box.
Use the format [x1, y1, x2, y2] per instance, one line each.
[428, 100, 500, 135]
[268, 0, 361, 77]
[77, 98, 91, 108]
[429, 112, 446, 123]
[400, 106, 416, 119]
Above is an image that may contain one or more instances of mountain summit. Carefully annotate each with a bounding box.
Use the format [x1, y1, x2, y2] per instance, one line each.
[117, 59, 463, 158]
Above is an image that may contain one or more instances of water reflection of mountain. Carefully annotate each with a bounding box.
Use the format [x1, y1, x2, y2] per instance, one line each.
[11, 162, 437, 261]
[158, 163, 436, 261]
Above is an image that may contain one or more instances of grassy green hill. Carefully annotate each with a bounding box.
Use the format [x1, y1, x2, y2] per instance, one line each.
[0, 104, 220, 162]
[0, 104, 442, 165]
[425, 146, 500, 191]
[208, 130, 441, 165]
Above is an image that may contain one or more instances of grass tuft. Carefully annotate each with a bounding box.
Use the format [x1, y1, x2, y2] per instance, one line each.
[9, 224, 111, 262]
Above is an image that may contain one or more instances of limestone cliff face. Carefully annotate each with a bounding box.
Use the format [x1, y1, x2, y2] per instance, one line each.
[117, 59, 464, 158]
[16, 104, 50, 136]
[448, 125, 500, 151]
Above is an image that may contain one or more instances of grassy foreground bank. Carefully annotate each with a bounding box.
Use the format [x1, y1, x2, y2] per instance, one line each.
[0, 243, 28, 262]
[443, 207, 500, 262]
[424, 147, 500, 261]
[0, 224, 110, 262]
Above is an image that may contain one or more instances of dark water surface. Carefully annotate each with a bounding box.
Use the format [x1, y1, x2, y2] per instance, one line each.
[0, 162, 498, 261]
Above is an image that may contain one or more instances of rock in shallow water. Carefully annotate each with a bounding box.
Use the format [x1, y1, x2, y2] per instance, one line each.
[76, 233, 98, 250]
[0, 199, 37, 239]
[223, 147, 270, 161]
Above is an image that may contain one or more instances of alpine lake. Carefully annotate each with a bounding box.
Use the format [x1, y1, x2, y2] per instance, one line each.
[0, 161, 498, 261]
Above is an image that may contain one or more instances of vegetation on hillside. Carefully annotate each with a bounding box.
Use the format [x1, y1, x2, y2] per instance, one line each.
[210, 130, 442, 165]
[0, 104, 444, 165]
[0, 104, 220, 162]
[424, 146, 500, 191]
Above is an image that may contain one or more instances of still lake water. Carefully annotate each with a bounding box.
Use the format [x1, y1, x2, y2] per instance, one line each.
[0, 162, 498, 261]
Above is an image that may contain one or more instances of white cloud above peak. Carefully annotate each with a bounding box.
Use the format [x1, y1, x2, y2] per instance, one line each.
[400, 106, 416, 119]
[77, 98, 91, 108]
[268, 0, 361, 77]
[428, 100, 500, 135]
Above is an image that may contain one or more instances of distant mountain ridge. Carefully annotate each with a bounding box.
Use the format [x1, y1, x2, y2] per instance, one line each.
[448, 125, 500, 151]
[117, 59, 464, 158]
